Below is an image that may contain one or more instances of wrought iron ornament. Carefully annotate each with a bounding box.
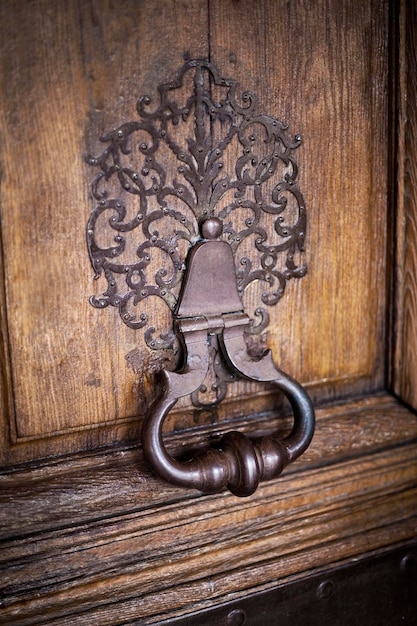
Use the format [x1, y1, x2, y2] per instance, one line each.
[86, 59, 314, 497]
[86, 59, 307, 345]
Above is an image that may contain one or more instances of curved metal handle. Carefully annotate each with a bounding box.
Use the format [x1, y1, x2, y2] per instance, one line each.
[142, 321, 314, 497]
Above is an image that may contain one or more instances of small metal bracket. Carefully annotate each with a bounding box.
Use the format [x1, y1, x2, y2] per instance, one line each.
[86, 59, 314, 497]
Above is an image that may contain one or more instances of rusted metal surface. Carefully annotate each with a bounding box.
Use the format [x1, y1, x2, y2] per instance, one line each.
[86, 60, 314, 496]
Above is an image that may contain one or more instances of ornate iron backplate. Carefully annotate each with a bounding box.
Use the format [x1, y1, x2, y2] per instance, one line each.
[86, 59, 307, 350]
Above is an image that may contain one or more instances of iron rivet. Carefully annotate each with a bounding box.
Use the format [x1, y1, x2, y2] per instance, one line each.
[226, 609, 246, 626]
[316, 580, 334, 600]
[400, 554, 417, 571]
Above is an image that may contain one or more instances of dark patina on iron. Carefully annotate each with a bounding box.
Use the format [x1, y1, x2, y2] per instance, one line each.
[86, 59, 314, 496]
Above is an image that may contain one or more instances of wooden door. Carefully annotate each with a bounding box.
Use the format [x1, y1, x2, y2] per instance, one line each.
[1, 1, 416, 623]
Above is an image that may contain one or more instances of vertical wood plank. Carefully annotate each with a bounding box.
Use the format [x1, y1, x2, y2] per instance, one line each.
[209, 0, 389, 395]
[392, 0, 417, 408]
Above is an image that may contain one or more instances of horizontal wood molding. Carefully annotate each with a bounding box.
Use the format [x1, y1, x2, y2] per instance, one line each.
[1, 394, 416, 625]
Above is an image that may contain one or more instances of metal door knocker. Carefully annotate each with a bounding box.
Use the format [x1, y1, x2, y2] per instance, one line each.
[86, 58, 314, 496]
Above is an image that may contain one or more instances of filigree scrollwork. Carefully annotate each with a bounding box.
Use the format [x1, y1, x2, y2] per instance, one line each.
[86, 59, 307, 348]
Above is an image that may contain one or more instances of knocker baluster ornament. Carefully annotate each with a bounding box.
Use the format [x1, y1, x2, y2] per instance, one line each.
[86, 59, 314, 497]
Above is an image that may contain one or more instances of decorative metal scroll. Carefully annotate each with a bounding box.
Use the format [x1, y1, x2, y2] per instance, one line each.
[86, 59, 307, 351]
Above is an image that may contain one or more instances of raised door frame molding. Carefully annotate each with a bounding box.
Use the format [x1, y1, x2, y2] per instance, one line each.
[391, 0, 417, 410]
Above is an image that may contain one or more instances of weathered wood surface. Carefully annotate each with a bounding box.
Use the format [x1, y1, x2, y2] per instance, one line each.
[0, 393, 414, 536]
[0, 0, 209, 464]
[0, 0, 389, 464]
[209, 0, 388, 392]
[0, 2, 415, 624]
[0, 395, 416, 625]
[392, 0, 417, 410]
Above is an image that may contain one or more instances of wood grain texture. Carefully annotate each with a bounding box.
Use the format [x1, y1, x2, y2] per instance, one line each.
[392, 0, 417, 409]
[0, 0, 209, 463]
[209, 0, 389, 395]
[0, 395, 416, 625]
[0, 3, 414, 624]
[0, 0, 392, 465]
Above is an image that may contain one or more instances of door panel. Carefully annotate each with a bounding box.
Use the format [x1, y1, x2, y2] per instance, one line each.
[1, 1, 416, 624]
[0, 0, 388, 464]
[0, 0, 209, 463]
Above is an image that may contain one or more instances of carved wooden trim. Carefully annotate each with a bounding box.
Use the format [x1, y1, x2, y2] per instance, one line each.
[1, 394, 416, 624]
